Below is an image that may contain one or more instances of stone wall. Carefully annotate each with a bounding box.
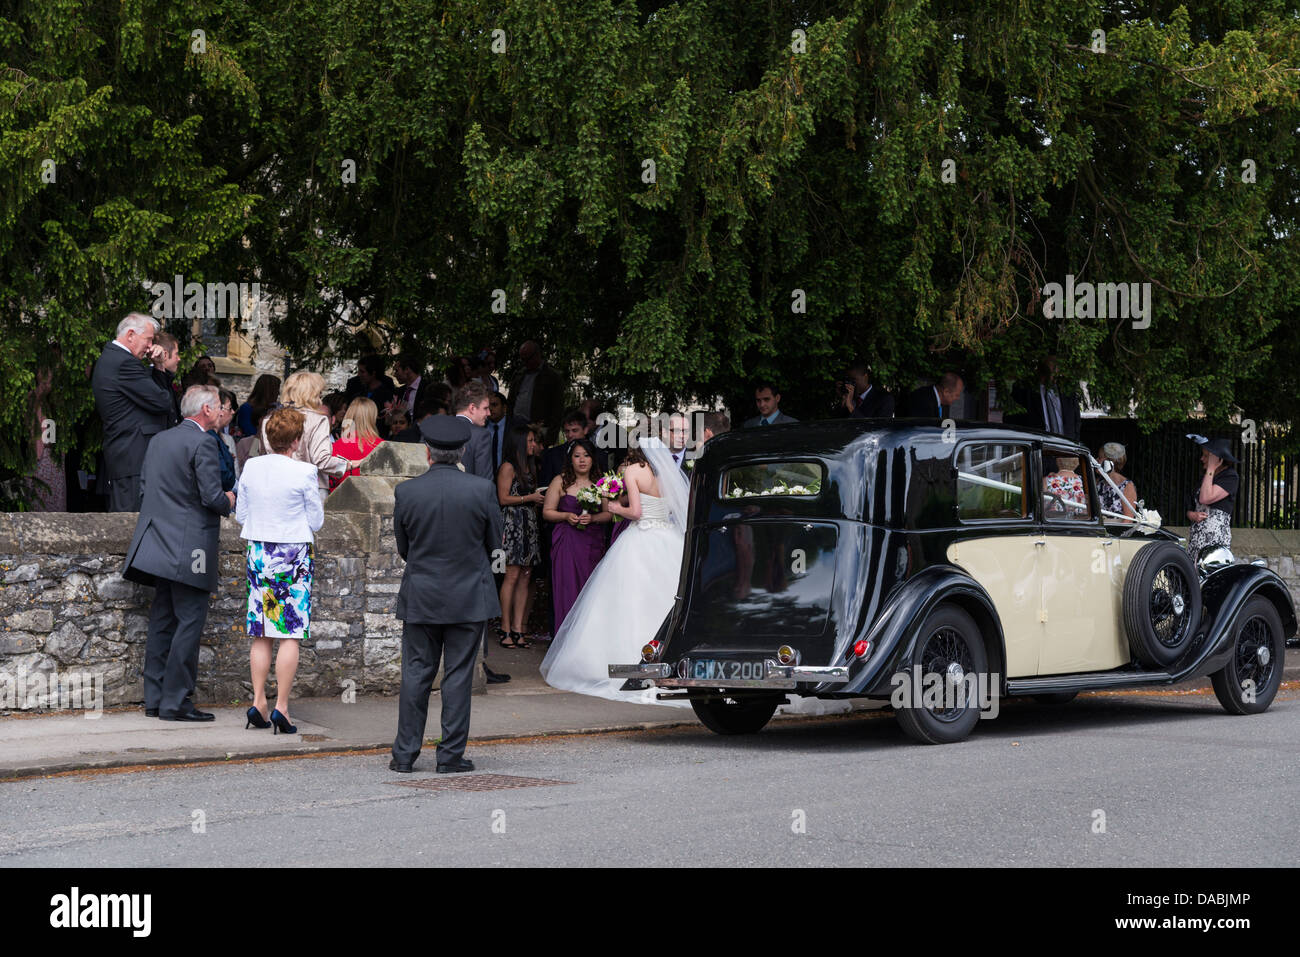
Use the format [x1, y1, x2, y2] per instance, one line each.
[0, 441, 442, 711]
[0, 510, 401, 709]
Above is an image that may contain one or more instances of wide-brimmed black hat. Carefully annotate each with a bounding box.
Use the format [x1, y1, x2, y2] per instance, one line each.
[1186, 433, 1239, 464]
[420, 414, 470, 449]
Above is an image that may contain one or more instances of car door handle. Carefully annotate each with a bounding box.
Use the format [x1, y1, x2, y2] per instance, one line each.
[1034, 538, 1046, 547]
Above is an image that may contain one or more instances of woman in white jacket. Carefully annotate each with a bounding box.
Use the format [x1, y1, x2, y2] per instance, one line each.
[236, 407, 325, 735]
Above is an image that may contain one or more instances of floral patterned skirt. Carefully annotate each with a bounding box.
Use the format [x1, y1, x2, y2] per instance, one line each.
[245, 541, 314, 640]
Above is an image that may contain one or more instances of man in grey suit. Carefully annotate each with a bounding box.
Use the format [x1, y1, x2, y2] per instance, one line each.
[452, 381, 495, 480]
[122, 385, 235, 721]
[390, 415, 504, 774]
[91, 313, 178, 511]
[742, 381, 800, 428]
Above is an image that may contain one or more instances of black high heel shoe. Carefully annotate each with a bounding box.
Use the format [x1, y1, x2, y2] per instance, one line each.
[269, 709, 297, 735]
[246, 706, 271, 729]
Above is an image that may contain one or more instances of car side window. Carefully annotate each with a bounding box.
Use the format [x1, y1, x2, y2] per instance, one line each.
[1042, 449, 1094, 522]
[955, 444, 1029, 521]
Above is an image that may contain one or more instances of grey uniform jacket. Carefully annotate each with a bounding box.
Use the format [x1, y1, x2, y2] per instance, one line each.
[123, 420, 233, 592]
[393, 463, 504, 623]
[91, 342, 175, 481]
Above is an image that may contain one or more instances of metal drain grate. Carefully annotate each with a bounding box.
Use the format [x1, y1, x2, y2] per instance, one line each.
[392, 773, 572, 792]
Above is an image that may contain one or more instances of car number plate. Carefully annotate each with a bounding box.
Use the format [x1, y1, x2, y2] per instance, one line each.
[690, 659, 767, 681]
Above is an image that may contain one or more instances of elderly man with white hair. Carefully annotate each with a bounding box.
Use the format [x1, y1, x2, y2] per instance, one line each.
[91, 312, 179, 511]
[123, 384, 235, 721]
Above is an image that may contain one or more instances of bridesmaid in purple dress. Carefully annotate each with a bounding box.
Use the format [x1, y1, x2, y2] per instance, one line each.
[542, 438, 611, 630]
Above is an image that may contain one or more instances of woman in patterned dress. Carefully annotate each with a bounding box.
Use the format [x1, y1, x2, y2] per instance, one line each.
[235, 407, 325, 735]
[1042, 456, 1086, 517]
[495, 424, 544, 647]
[1096, 441, 1139, 521]
[1185, 436, 1240, 559]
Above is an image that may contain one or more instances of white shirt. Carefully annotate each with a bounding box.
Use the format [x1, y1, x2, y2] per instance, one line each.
[111, 340, 133, 354]
[404, 375, 422, 413]
[235, 453, 325, 544]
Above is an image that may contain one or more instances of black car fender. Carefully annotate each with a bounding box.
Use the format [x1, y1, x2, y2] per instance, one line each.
[1181, 564, 1298, 680]
[845, 564, 1007, 698]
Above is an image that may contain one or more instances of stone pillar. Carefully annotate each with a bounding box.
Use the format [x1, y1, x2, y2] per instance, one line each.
[326, 442, 486, 694]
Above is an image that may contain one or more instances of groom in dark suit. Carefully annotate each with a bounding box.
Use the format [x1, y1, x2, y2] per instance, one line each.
[390, 415, 504, 773]
[123, 384, 235, 720]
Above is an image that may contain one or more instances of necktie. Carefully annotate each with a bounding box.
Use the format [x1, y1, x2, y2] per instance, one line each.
[761, 417, 769, 426]
[491, 422, 500, 471]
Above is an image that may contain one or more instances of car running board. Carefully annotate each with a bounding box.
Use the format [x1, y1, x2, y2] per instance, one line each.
[1006, 670, 1174, 696]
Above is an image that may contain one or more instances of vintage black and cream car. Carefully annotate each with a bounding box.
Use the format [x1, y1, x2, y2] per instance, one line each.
[611, 420, 1296, 744]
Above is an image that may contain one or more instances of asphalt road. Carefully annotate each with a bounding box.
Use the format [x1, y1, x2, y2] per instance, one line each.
[2, 684, 1296, 867]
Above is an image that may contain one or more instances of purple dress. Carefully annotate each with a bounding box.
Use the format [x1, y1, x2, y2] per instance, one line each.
[550, 494, 606, 630]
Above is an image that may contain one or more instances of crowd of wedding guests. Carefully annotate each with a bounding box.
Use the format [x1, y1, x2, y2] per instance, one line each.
[33, 312, 1227, 724]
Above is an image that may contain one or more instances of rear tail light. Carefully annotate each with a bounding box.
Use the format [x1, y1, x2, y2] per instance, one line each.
[853, 640, 871, 659]
[776, 645, 797, 665]
[641, 640, 662, 663]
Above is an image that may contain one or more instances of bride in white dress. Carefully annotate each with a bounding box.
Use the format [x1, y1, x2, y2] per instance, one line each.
[540, 435, 691, 707]
[540, 432, 854, 717]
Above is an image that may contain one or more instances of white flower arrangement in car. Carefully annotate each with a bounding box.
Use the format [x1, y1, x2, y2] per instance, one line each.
[725, 480, 821, 499]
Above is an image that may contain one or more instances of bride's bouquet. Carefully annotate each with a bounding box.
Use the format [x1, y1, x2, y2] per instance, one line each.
[575, 484, 604, 514]
[595, 473, 625, 499]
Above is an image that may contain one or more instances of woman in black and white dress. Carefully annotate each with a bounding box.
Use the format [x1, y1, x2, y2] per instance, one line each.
[1185, 436, 1240, 558]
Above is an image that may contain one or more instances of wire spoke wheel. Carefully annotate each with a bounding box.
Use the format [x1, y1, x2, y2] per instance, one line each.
[918, 626, 975, 721]
[895, 604, 988, 745]
[1149, 564, 1192, 648]
[1123, 542, 1201, 668]
[1212, 596, 1285, 716]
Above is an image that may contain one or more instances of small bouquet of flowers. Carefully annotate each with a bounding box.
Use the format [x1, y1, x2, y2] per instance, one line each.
[595, 473, 625, 500]
[575, 484, 604, 514]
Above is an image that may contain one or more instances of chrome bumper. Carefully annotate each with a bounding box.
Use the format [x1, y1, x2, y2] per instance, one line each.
[608, 660, 851, 689]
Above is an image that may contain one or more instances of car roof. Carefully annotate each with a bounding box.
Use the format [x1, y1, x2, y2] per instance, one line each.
[697, 418, 1087, 468]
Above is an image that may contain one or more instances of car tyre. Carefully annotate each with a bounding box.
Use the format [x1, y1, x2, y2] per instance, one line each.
[894, 604, 989, 745]
[1211, 597, 1284, 715]
[1122, 542, 1201, 668]
[690, 694, 781, 735]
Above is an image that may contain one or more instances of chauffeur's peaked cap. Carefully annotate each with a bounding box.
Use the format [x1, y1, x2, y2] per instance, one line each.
[419, 415, 471, 449]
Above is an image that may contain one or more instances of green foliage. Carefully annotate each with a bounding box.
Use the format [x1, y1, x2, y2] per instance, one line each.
[3, 1, 1299, 503]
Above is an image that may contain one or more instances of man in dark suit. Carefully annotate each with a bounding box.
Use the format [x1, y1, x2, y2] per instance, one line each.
[123, 385, 235, 721]
[539, 410, 606, 486]
[151, 332, 183, 427]
[905, 372, 965, 419]
[743, 382, 799, 427]
[486, 391, 527, 473]
[390, 415, 504, 774]
[452, 381, 495, 480]
[842, 362, 894, 418]
[663, 411, 691, 473]
[509, 340, 566, 443]
[1008, 356, 1082, 442]
[91, 313, 177, 511]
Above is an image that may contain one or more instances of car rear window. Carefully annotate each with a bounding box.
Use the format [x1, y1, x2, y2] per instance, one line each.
[721, 461, 825, 499]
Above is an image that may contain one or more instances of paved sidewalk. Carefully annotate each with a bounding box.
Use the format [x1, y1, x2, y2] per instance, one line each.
[2, 645, 1296, 779]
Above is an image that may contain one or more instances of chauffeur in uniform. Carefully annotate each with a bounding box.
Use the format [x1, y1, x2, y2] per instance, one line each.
[390, 415, 504, 774]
